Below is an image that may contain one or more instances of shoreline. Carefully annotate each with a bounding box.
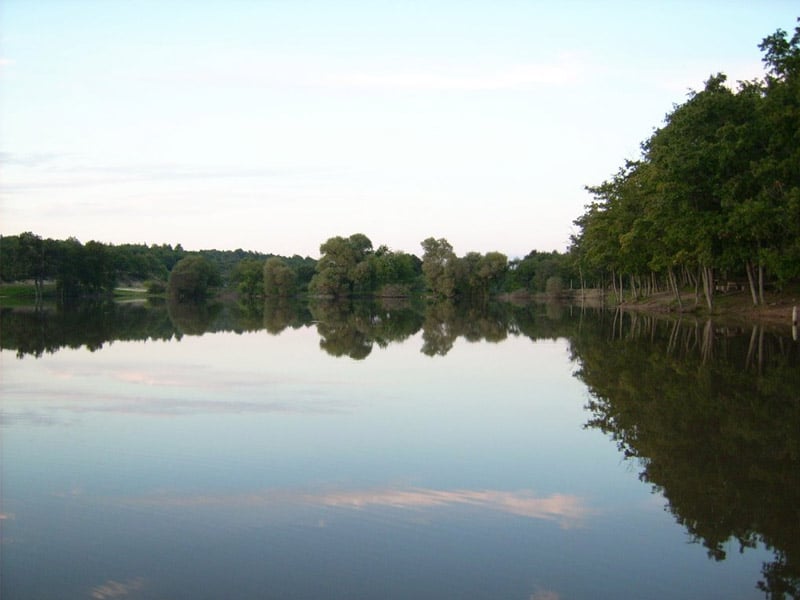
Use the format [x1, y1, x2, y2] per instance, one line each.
[550, 288, 800, 331]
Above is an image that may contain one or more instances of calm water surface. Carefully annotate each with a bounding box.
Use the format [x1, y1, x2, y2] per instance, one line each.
[1, 301, 797, 599]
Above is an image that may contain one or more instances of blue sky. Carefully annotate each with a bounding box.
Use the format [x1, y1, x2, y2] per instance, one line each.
[1, 1, 797, 258]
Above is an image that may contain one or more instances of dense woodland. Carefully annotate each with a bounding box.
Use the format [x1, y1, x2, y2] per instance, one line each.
[570, 22, 800, 309]
[1, 23, 798, 307]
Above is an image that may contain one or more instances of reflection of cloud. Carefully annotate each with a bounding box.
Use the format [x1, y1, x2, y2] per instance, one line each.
[0, 409, 66, 427]
[317, 488, 590, 529]
[2, 396, 349, 423]
[3, 362, 353, 421]
[530, 590, 560, 600]
[120, 487, 592, 529]
[90, 577, 145, 599]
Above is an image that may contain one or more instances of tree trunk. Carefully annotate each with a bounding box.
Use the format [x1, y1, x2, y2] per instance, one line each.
[694, 265, 701, 308]
[758, 260, 765, 306]
[700, 265, 714, 311]
[611, 269, 619, 303]
[745, 260, 759, 306]
[668, 267, 683, 310]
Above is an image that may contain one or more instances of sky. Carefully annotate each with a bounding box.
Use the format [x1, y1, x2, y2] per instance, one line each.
[0, 1, 797, 259]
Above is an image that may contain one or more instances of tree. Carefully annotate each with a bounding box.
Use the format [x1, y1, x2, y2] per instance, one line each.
[309, 234, 374, 298]
[231, 258, 265, 301]
[82, 240, 117, 293]
[16, 232, 48, 301]
[263, 257, 297, 297]
[167, 256, 220, 302]
[369, 248, 421, 296]
[420, 237, 456, 298]
[571, 22, 800, 310]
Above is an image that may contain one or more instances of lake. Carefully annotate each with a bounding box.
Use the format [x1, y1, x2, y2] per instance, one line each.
[1, 299, 798, 599]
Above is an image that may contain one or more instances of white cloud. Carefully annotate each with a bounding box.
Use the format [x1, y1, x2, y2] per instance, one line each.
[325, 59, 585, 91]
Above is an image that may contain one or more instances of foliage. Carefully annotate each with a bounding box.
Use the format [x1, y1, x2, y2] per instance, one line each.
[308, 234, 423, 298]
[420, 237, 457, 298]
[0, 232, 323, 302]
[167, 256, 221, 302]
[263, 257, 297, 297]
[230, 258, 266, 300]
[570, 21, 800, 307]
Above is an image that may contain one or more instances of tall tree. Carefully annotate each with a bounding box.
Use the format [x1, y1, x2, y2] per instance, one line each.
[263, 257, 297, 297]
[420, 237, 457, 298]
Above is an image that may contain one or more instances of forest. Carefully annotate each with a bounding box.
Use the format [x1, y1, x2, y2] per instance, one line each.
[1, 22, 797, 308]
[570, 21, 800, 310]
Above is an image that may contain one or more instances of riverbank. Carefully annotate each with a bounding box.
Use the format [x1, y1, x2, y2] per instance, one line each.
[589, 288, 798, 329]
[500, 286, 799, 329]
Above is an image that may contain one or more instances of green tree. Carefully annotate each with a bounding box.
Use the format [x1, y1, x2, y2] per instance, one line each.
[263, 257, 297, 297]
[309, 234, 374, 298]
[420, 237, 457, 298]
[231, 258, 265, 301]
[16, 232, 48, 300]
[82, 240, 117, 294]
[167, 256, 221, 302]
[369, 247, 421, 296]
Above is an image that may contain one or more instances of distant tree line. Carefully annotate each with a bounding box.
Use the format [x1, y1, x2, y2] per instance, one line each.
[0, 232, 317, 302]
[1, 231, 578, 303]
[569, 21, 800, 309]
[302, 233, 578, 301]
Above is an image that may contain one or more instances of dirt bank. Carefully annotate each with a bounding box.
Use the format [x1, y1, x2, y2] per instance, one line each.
[601, 289, 799, 329]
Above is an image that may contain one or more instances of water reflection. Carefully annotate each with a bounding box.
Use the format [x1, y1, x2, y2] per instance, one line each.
[572, 311, 800, 598]
[115, 486, 591, 529]
[0, 297, 574, 359]
[2, 299, 799, 598]
[310, 299, 424, 359]
[90, 577, 146, 600]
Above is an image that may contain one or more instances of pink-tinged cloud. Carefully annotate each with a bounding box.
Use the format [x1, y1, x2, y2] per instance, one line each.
[316, 488, 591, 528]
[118, 486, 593, 529]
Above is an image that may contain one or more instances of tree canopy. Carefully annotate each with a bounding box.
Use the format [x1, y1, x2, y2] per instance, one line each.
[569, 21, 800, 307]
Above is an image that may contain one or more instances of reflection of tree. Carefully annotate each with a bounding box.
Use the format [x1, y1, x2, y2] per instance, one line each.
[309, 299, 424, 360]
[167, 299, 221, 335]
[263, 298, 313, 334]
[421, 301, 457, 356]
[420, 300, 576, 356]
[0, 302, 178, 357]
[314, 302, 373, 360]
[572, 312, 800, 598]
[421, 301, 512, 356]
